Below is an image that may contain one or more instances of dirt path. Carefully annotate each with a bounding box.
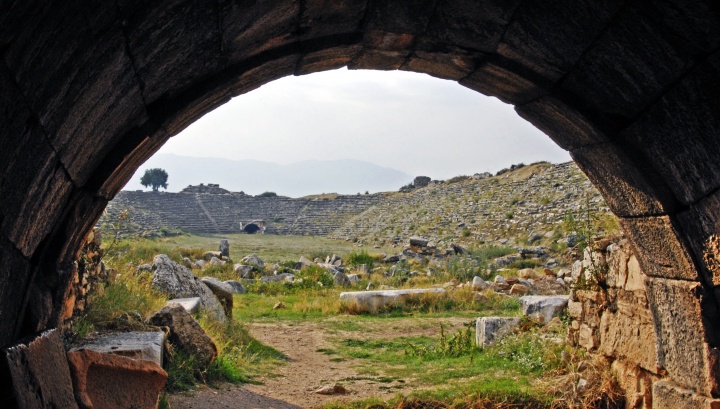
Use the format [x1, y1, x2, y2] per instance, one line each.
[170, 317, 471, 409]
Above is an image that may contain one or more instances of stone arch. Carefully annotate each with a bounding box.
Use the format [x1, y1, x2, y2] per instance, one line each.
[1, 0, 720, 404]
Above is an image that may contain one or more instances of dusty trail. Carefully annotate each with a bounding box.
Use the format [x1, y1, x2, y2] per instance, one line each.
[170, 318, 470, 409]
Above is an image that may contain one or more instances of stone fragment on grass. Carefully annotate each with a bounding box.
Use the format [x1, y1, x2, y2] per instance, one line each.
[476, 317, 521, 348]
[472, 276, 488, 291]
[510, 284, 530, 296]
[152, 254, 226, 322]
[241, 254, 265, 268]
[150, 304, 217, 367]
[339, 288, 446, 313]
[201, 277, 234, 318]
[223, 280, 246, 294]
[219, 239, 230, 257]
[519, 295, 570, 323]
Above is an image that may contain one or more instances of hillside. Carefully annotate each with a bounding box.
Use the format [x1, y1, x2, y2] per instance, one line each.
[329, 162, 611, 248]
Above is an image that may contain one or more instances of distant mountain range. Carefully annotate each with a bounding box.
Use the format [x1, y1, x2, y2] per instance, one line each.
[123, 154, 413, 197]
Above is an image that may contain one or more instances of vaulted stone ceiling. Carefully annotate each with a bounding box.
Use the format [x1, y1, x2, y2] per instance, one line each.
[1, 0, 719, 403]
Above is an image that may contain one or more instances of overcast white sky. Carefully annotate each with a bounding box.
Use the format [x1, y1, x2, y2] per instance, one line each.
[158, 67, 570, 179]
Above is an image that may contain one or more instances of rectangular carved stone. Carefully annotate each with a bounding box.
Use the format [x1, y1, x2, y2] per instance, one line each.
[515, 95, 609, 151]
[677, 188, 720, 287]
[620, 216, 698, 281]
[645, 277, 720, 396]
[427, 0, 520, 53]
[365, 0, 436, 33]
[5, 329, 79, 409]
[571, 143, 676, 217]
[299, 0, 366, 39]
[618, 53, 720, 205]
[121, 0, 223, 103]
[461, 61, 547, 104]
[403, 50, 475, 81]
[497, 0, 624, 82]
[560, 5, 690, 125]
[222, 0, 300, 61]
[349, 49, 408, 70]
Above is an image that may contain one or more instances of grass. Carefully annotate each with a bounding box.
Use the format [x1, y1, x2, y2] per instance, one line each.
[77, 232, 618, 408]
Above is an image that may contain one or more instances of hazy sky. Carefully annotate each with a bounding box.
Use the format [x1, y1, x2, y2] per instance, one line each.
[157, 67, 570, 180]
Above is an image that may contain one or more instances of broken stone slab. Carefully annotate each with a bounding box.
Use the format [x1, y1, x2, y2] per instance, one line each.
[519, 295, 570, 323]
[69, 331, 166, 367]
[472, 276, 489, 291]
[152, 254, 226, 322]
[167, 297, 201, 313]
[476, 317, 521, 348]
[339, 288, 446, 313]
[5, 329, 79, 409]
[67, 349, 167, 409]
[150, 304, 217, 367]
[201, 277, 233, 319]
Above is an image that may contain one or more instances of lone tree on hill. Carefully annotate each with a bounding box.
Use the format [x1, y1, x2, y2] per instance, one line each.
[140, 168, 169, 191]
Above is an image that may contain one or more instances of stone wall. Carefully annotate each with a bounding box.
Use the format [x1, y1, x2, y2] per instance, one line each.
[567, 239, 719, 408]
[60, 228, 114, 327]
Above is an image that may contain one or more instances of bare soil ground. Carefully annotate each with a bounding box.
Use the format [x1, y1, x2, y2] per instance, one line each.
[170, 317, 470, 409]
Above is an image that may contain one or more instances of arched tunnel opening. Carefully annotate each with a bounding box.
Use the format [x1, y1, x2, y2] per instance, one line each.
[1, 1, 719, 407]
[243, 223, 261, 234]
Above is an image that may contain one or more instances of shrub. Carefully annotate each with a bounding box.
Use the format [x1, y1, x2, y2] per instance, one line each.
[347, 250, 375, 269]
[258, 191, 277, 197]
[447, 175, 470, 184]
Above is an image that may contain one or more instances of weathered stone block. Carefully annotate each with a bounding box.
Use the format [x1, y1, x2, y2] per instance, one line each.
[69, 332, 166, 367]
[299, 0, 366, 39]
[339, 288, 446, 313]
[222, 0, 300, 61]
[560, 5, 690, 124]
[620, 216, 698, 281]
[653, 380, 720, 409]
[427, 0, 519, 53]
[497, 0, 624, 82]
[599, 294, 660, 373]
[461, 61, 547, 104]
[677, 187, 720, 286]
[150, 304, 217, 367]
[201, 277, 233, 319]
[645, 277, 720, 396]
[571, 143, 676, 217]
[618, 53, 720, 205]
[121, 0, 222, 102]
[476, 317, 521, 348]
[152, 254, 226, 322]
[5, 329, 78, 409]
[519, 295, 569, 324]
[67, 349, 167, 409]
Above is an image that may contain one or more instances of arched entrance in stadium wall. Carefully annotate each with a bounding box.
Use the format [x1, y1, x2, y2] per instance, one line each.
[1, 0, 719, 405]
